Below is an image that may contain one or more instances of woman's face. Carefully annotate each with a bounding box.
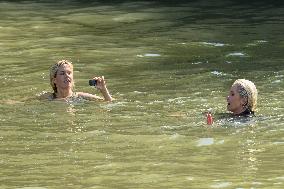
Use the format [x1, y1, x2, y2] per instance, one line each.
[227, 85, 246, 114]
[53, 64, 73, 91]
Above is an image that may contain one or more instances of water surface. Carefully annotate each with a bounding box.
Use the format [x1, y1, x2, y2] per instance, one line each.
[0, 1, 284, 188]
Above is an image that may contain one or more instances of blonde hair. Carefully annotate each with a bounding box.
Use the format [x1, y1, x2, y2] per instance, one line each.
[49, 60, 74, 93]
[232, 79, 258, 112]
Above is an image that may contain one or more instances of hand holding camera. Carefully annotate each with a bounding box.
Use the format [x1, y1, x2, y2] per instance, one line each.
[89, 76, 106, 91]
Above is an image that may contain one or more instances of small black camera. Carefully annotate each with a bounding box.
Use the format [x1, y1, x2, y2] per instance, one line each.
[89, 79, 97, 86]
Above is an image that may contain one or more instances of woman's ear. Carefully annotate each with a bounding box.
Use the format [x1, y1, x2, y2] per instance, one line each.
[241, 96, 248, 107]
[52, 77, 57, 85]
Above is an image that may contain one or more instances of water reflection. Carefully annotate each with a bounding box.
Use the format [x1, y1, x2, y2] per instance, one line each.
[235, 125, 263, 187]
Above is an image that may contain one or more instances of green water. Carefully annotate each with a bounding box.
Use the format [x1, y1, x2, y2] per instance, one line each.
[0, 1, 284, 188]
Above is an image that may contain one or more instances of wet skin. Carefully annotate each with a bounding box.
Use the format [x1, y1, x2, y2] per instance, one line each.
[52, 64, 74, 98]
[227, 85, 247, 115]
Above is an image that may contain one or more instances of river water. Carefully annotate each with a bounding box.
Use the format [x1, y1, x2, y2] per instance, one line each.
[0, 1, 284, 188]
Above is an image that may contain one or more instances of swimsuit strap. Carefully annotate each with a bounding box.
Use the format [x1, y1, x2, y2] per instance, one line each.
[238, 108, 254, 117]
[72, 92, 77, 97]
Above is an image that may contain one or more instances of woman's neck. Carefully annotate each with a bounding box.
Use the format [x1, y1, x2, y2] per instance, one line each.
[232, 107, 246, 115]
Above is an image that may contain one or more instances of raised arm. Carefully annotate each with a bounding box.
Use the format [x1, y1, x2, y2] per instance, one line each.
[78, 76, 113, 102]
[95, 76, 112, 101]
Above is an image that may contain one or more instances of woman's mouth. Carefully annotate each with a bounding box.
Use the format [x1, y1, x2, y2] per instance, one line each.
[64, 79, 71, 84]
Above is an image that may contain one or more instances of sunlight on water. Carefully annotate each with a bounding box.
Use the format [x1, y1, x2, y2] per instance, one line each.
[211, 182, 232, 188]
[196, 138, 214, 146]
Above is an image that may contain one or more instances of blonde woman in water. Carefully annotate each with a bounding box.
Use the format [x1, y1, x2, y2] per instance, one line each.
[41, 59, 112, 102]
[226, 79, 257, 116]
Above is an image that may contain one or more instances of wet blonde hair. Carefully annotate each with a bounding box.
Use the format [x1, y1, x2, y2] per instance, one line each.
[49, 60, 74, 93]
[232, 79, 258, 112]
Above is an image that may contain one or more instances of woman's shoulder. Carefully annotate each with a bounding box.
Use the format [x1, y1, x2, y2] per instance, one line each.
[76, 92, 103, 101]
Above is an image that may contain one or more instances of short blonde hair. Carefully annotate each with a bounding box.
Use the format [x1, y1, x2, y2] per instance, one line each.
[49, 60, 74, 93]
[232, 79, 258, 112]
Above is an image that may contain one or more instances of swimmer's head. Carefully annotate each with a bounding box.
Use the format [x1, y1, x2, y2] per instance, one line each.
[231, 79, 257, 112]
[50, 60, 74, 93]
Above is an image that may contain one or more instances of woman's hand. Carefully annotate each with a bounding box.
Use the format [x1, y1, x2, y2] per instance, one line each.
[91, 76, 112, 101]
[92, 76, 107, 91]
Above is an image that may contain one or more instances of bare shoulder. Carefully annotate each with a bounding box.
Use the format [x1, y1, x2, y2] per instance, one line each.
[76, 92, 104, 101]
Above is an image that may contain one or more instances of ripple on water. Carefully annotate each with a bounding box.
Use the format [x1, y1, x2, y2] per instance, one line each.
[168, 96, 189, 104]
[199, 42, 227, 47]
[102, 101, 128, 109]
[211, 71, 228, 76]
[196, 138, 214, 146]
[133, 91, 147, 94]
[246, 40, 268, 47]
[210, 182, 232, 188]
[272, 80, 281, 83]
[137, 53, 161, 57]
[191, 61, 207, 65]
[226, 52, 247, 57]
[196, 138, 225, 147]
[17, 187, 48, 189]
[272, 141, 284, 145]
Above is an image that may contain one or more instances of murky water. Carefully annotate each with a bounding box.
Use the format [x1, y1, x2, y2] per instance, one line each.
[0, 1, 284, 188]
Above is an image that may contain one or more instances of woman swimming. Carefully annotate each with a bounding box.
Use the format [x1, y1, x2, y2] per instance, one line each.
[226, 79, 257, 116]
[41, 59, 113, 102]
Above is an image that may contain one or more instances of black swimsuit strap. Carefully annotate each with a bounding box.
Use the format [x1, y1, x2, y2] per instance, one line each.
[238, 109, 254, 116]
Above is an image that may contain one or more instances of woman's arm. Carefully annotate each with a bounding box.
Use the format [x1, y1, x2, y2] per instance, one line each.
[94, 76, 112, 101]
[98, 87, 112, 101]
[79, 76, 113, 102]
[77, 92, 104, 101]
